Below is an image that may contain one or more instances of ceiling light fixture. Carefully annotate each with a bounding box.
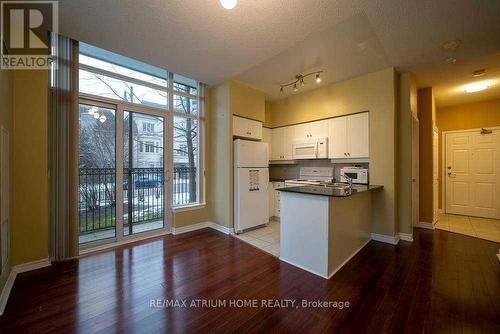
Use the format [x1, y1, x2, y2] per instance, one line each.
[464, 82, 490, 93]
[219, 0, 237, 9]
[472, 69, 486, 77]
[280, 71, 323, 93]
[445, 57, 457, 64]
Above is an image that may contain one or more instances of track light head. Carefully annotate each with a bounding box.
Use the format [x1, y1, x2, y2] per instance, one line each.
[316, 73, 321, 83]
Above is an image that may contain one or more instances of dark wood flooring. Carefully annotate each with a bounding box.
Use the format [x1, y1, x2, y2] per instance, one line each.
[0, 228, 499, 333]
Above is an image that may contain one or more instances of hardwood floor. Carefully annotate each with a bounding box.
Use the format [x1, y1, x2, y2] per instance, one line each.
[1, 228, 499, 333]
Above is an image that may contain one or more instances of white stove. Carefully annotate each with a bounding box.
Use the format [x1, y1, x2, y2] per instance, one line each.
[284, 167, 334, 187]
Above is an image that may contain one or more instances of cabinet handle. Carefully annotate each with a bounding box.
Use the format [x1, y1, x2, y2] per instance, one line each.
[347, 153, 351, 156]
[344, 153, 347, 156]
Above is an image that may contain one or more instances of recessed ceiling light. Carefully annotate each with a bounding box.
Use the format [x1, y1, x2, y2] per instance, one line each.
[220, 0, 237, 9]
[446, 57, 457, 64]
[472, 69, 486, 77]
[464, 82, 490, 93]
[442, 39, 462, 51]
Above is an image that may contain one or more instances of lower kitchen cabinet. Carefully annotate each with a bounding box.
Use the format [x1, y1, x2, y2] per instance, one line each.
[269, 182, 284, 218]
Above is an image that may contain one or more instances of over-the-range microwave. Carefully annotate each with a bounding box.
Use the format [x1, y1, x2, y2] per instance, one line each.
[292, 137, 328, 160]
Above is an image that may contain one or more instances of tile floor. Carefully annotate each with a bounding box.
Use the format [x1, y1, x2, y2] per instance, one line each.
[435, 213, 500, 243]
[234, 220, 280, 257]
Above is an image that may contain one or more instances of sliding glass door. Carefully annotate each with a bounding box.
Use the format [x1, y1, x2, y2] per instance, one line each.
[78, 99, 171, 247]
[123, 111, 165, 236]
[78, 102, 117, 244]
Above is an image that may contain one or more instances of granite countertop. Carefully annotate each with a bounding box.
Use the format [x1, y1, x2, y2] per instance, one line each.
[269, 178, 287, 182]
[276, 184, 383, 197]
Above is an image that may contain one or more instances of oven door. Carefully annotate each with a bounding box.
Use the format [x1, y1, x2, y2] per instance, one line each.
[292, 141, 318, 160]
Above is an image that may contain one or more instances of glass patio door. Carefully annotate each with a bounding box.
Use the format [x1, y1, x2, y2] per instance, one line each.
[78, 102, 117, 244]
[78, 99, 172, 248]
[123, 111, 166, 236]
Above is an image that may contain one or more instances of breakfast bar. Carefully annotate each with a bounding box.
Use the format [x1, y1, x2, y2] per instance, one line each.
[277, 184, 383, 278]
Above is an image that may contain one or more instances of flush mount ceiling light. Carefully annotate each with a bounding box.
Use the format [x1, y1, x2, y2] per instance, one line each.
[445, 57, 457, 64]
[464, 82, 490, 93]
[472, 69, 486, 77]
[220, 0, 237, 9]
[442, 39, 462, 51]
[280, 71, 323, 93]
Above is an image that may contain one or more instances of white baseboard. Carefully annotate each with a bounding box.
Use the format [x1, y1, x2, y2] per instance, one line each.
[0, 269, 16, 316]
[398, 233, 414, 242]
[414, 221, 435, 230]
[210, 223, 234, 235]
[172, 221, 234, 236]
[279, 257, 328, 279]
[371, 233, 400, 245]
[0, 258, 51, 316]
[172, 222, 212, 235]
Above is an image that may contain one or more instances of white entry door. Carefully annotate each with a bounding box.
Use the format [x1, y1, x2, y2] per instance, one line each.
[445, 129, 500, 219]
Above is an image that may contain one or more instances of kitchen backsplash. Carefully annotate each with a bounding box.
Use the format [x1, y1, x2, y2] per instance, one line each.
[270, 160, 369, 182]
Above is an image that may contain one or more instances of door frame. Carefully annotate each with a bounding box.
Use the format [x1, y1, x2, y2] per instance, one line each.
[411, 115, 419, 227]
[441, 126, 500, 215]
[78, 96, 173, 252]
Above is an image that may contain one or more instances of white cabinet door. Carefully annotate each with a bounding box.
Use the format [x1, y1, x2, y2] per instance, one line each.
[248, 119, 263, 139]
[233, 116, 262, 140]
[292, 123, 309, 141]
[271, 127, 284, 160]
[328, 117, 348, 158]
[309, 119, 329, 139]
[262, 128, 272, 161]
[347, 113, 369, 158]
[269, 182, 275, 218]
[273, 182, 284, 217]
[283, 126, 294, 160]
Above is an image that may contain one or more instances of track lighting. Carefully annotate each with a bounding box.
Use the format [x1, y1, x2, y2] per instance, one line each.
[279, 71, 323, 93]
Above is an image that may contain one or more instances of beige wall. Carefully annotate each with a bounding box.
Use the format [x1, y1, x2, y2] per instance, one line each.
[417, 87, 435, 223]
[0, 70, 13, 295]
[397, 72, 417, 234]
[436, 98, 500, 209]
[229, 80, 265, 122]
[11, 70, 49, 265]
[266, 67, 399, 236]
[209, 82, 233, 228]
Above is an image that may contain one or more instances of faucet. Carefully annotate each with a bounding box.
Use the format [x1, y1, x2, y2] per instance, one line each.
[343, 174, 353, 191]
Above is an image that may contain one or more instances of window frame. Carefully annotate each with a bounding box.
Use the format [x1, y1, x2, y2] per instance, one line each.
[78, 49, 205, 210]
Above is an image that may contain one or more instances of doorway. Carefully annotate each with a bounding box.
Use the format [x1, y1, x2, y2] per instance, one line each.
[444, 128, 500, 219]
[78, 99, 172, 247]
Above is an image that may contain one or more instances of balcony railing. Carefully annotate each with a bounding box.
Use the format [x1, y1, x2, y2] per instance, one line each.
[78, 166, 197, 236]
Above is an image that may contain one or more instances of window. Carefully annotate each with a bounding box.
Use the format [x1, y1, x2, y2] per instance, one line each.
[143, 122, 154, 133]
[79, 42, 204, 209]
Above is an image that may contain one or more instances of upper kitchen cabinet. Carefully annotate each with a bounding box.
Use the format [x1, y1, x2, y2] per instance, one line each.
[328, 112, 369, 159]
[270, 127, 293, 160]
[291, 119, 329, 141]
[233, 115, 262, 140]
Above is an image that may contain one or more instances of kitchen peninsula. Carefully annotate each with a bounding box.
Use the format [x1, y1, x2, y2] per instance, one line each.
[278, 184, 382, 278]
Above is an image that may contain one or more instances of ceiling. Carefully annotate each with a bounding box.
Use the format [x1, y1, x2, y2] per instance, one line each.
[58, 0, 500, 106]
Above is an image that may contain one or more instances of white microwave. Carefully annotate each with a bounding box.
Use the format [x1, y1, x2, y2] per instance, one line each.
[292, 137, 328, 160]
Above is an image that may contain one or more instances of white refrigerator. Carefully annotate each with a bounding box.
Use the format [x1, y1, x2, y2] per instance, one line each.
[234, 139, 269, 233]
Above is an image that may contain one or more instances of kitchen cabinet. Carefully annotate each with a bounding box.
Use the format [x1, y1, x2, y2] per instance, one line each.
[291, 120, 329, 141]
[233, 115, 262, 140]
[328, 112, 369, 159]
[262, 127, 272, 161]
[269, 182, 284, 217]
[270, 127, 293, 160]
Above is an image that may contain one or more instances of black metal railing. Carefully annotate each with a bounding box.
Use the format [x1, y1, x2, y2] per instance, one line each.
[173, 166, 197, 206]
[78, 166, 197, 236]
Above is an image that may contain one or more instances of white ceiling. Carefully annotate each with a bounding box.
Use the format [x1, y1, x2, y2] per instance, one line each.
[58, 0, 500, 106]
